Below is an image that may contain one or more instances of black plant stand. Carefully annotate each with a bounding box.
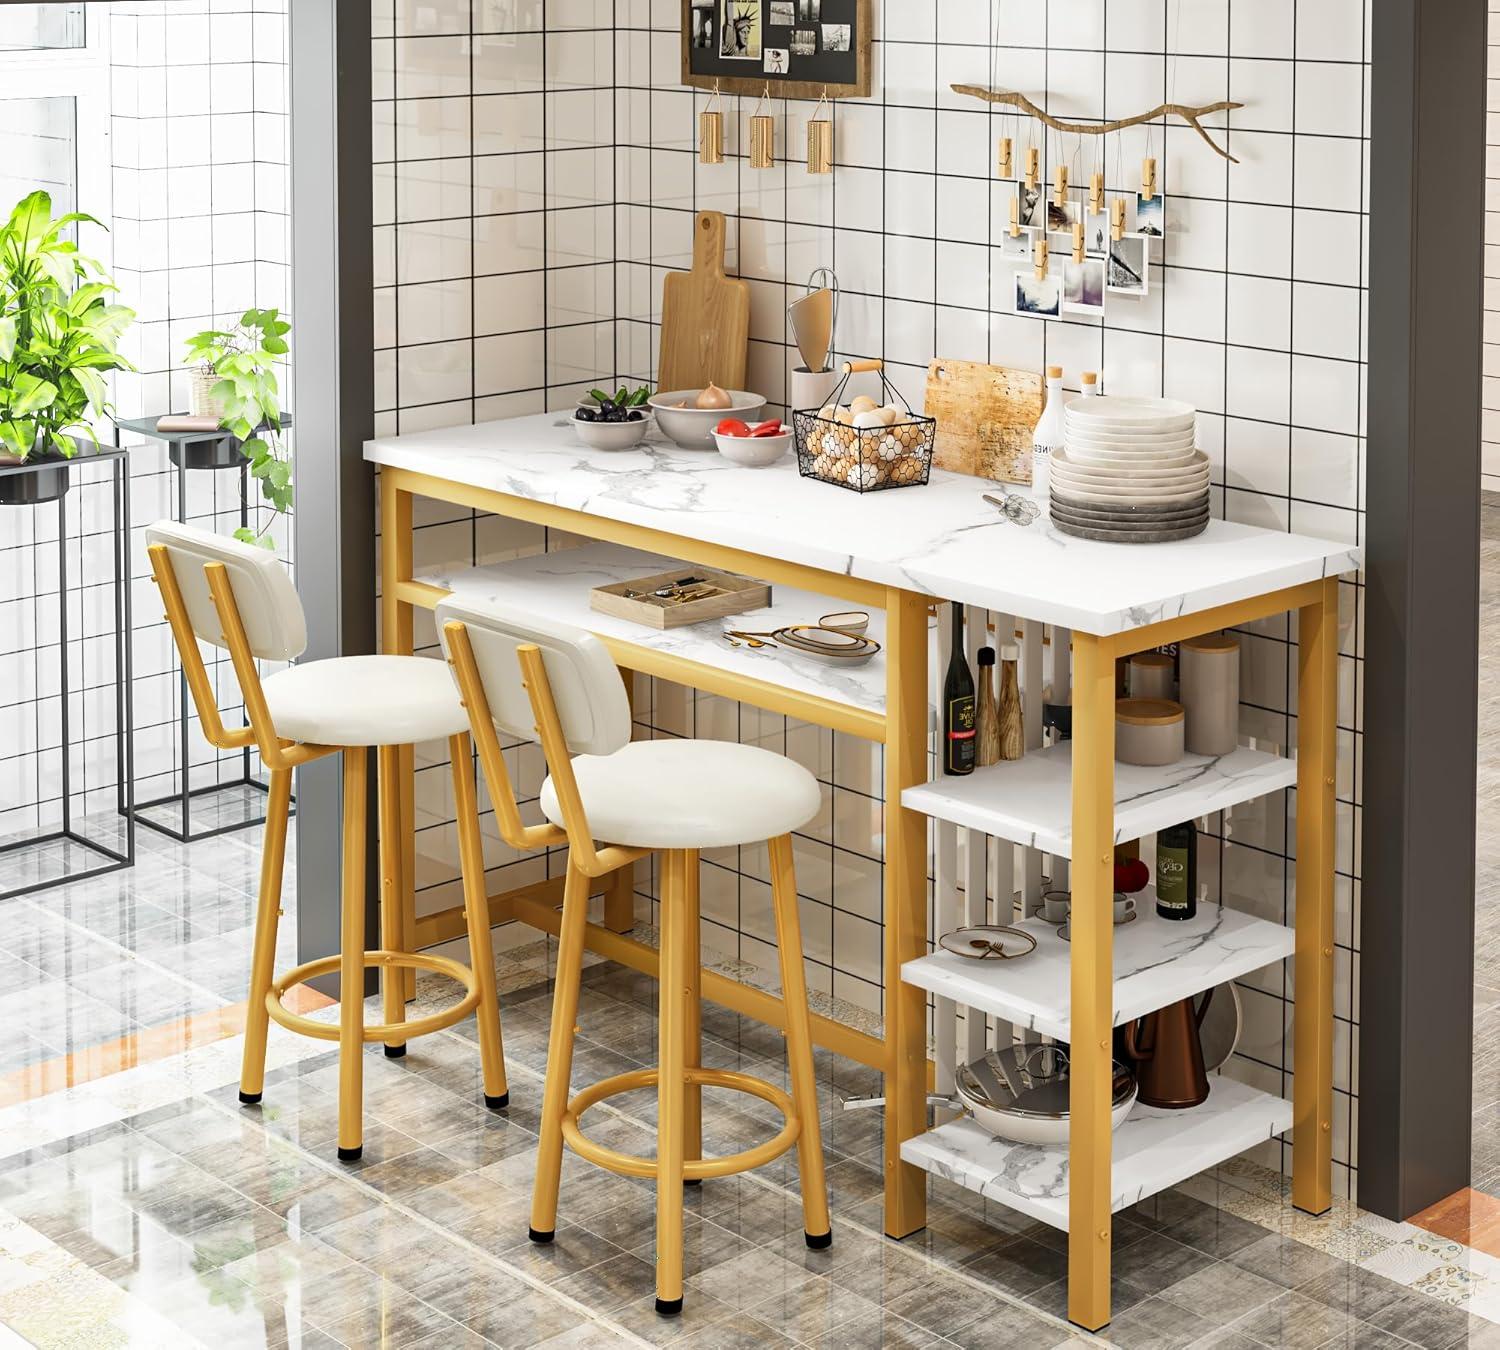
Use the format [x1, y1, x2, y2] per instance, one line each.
[115, 414, 294, 843]
[0, 449, 134, 900]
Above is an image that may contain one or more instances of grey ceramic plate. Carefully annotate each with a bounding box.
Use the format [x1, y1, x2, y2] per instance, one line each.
[1050, 502, 1210, 527]
[1049, 493, 1210, 519]
[1051, 517, 1209, 544]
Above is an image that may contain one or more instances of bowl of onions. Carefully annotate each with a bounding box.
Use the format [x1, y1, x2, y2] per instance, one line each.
[648, 384, 767, 449]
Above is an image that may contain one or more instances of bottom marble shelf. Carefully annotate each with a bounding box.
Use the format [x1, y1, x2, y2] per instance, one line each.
[899, 1075, 1291, 1231]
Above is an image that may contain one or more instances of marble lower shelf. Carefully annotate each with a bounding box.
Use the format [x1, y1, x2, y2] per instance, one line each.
[900, 1076, 1292, 1231]
[417, 541, 887, 722]
[902, 741, 1297, 858]
[903, 900, 1292, 1042]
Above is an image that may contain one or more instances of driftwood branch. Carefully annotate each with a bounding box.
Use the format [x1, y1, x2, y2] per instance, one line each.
[951, 84, 1244, 164]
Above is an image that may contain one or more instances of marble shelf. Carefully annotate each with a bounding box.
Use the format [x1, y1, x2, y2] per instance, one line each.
[903, 742, 1296, 858]
[365, 413, 1360, 637]
[417, 540, 887, 719]
[900, 1076, 1292, 1230]
[902, 900, 1292, 1042]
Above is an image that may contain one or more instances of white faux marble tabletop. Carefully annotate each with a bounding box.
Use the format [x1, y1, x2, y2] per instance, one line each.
[365, 414, 1361, 636]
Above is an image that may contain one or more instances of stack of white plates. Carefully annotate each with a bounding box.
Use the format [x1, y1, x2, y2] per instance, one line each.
[1050, 397, 1210, 543]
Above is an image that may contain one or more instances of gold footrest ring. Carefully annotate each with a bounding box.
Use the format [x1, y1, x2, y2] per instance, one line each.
[560, 1067, 801, 1182]
[266, 950, 481, 1044]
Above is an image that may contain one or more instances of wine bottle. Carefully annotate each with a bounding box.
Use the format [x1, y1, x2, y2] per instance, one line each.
[943, 603, 977, 776]
[976, 647, 1000, 767]
[1155, 820, 1198, 921]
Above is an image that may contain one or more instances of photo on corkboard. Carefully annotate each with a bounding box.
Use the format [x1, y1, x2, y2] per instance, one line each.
[691, 6, 714, 49]
[791, 28, 816, 55]
[1106, 234, 1149, 296]
[1014, 270, 1062, 318]
[764, 47, 789, 73]
[720, 0, 760, 59]
[769, 0, 795, 23]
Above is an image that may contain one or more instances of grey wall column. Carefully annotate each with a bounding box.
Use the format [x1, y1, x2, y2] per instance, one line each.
[1361, 0, 1485, 1218]
[289, 0, 375, 994]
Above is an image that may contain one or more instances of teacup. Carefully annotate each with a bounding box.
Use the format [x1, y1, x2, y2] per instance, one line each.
[1041, 890, 1071, 923]
[1113, 894, 1137, 923]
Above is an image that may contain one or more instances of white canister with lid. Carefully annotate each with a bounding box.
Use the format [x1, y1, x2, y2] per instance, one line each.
[1179, 633, 1241, 756]
[1128, 651, 1174, 700]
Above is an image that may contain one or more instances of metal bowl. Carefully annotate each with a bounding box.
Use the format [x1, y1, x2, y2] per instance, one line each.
[955, 1045, 1136, 1146]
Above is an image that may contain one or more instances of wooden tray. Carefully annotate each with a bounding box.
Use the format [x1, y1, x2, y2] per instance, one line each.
[590, 567, 771, 630]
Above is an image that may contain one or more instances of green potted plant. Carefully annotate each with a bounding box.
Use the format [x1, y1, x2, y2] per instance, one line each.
[182, 308, 293, 547]
[0, 189, 134, 506]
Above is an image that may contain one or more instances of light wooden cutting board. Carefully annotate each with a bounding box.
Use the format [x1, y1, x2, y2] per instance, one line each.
[924, 358, 1044, 483]
[658, 211, 750, 393]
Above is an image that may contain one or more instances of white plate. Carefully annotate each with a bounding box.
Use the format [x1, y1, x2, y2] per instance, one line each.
[1053, 451, 1209, 482]
[1066, 395, 1197, 427]
[1064, 450, 1201, 472]
[1051, 484, 1211, 506]
[1051, 475, 1211, 499]
[1066, 430, 1198, 450]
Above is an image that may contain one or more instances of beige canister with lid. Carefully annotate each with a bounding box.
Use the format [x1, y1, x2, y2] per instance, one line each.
[1179, 632, 1240, 756]
[1128, 651, 1175, 700]
[1116, 698, 1185, 767]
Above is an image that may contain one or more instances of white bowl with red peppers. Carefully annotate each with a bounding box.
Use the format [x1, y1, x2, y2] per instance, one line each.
[712, 417, 793, 467]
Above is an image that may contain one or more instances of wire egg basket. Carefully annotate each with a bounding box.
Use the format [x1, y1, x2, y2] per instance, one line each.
[792, 360, 936, 493]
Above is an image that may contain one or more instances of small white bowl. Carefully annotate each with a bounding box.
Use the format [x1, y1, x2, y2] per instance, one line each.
[713, 429, 792, 467]
[570, 410, 652, 451]
[649, 390, 767, 449]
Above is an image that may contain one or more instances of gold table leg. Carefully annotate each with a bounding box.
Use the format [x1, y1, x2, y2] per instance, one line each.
[884, 589, 929, 1239]
[1067, 633, 1116, 1332]
[1293, 576, 1338, 1215]
[380, 475, 418, 1003]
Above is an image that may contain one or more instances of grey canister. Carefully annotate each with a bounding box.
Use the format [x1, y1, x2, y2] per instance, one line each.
[1180, 633, 1240, 756]
[1128, 651, 1174, 700]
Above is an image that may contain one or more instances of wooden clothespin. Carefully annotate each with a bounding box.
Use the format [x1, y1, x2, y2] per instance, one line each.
[1089, 171, 1104, 215]
[1141, 156, 1157, 200]
[1024, 146, 1040, 190]
[998, 135, 1014, 179]
[1053, 164, 1069, 206]
[1009, 193, 1022, 237]
[1111, 198, 1126, 241]
[1034, 236, 1050, 280]
[1072, 221, 1085, 263]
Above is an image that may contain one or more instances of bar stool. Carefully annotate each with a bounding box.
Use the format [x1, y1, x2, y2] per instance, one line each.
[436, 595, 831, 1316]
[144, 523, 509, 1161]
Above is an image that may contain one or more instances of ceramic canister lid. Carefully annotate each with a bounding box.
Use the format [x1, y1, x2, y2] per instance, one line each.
[1116, 697, 1184, 726]
[1181, 632, 1240, 654]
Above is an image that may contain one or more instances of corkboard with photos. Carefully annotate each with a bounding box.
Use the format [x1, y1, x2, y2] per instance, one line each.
[682, 0, 871, 100]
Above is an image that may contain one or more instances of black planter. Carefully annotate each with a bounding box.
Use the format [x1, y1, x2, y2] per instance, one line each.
[169, 435, 246, 471]
[0, 450, 75, 505]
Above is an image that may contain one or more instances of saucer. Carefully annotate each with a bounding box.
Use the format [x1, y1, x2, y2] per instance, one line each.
[1059, 909, 1138, 941]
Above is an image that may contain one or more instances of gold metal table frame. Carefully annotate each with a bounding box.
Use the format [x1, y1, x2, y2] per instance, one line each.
[378, 464, 1338, 1333]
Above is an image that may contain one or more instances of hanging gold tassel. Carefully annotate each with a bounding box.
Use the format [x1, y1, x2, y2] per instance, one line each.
[699, 83, 724, 165]
[750, 85, 775, 170]
[998, 135, 1013, 178]
[1141, 156, 1157, 200]
[807, 89, 832, 174]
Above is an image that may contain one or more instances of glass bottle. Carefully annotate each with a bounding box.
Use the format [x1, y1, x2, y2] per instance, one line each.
[976, 647, 1000, 767]
[1155, 820, 1199, 921]
[998, 643, 1023, 761]
[943, 603, 976, 776]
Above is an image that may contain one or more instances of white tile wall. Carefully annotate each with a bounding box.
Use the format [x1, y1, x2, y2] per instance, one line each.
[1, 0, 292, 841]
[385, 0, 1366, 1195]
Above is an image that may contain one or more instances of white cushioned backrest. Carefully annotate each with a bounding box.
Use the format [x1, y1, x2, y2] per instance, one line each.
[144, 521, 307, 663]
[436, 595, 630, 758]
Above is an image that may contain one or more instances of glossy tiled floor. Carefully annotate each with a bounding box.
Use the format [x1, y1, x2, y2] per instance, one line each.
[3, 811, 1500, 1349]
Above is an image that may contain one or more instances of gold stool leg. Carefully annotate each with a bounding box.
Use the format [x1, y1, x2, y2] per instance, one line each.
[769, 833, 832, 1247]
[684, 849, 702, 1175]
[239, 766, 293, 1104]
[337, 746, 369, 1163]
[529, 858, 591, 1242]
[656, 849, 688, 1315]
[449, 732, 509, 1108]
[377, 745, 407, 1059]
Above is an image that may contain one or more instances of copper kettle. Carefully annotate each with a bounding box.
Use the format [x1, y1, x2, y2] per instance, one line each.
[1123, 990, 1213, 1109]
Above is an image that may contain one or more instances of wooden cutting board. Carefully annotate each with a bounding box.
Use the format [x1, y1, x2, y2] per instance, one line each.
[658, 211, 750, 393]
[924, 358, 1044, 483]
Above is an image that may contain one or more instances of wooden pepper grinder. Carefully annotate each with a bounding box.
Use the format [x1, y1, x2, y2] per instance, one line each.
[977, 648, 1001, 767]
[999, 642, 1024, 761]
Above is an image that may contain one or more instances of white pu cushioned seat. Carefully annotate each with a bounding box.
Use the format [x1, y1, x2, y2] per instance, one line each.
[261, 654, 469, 748]
[539, 738, 822, 850]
